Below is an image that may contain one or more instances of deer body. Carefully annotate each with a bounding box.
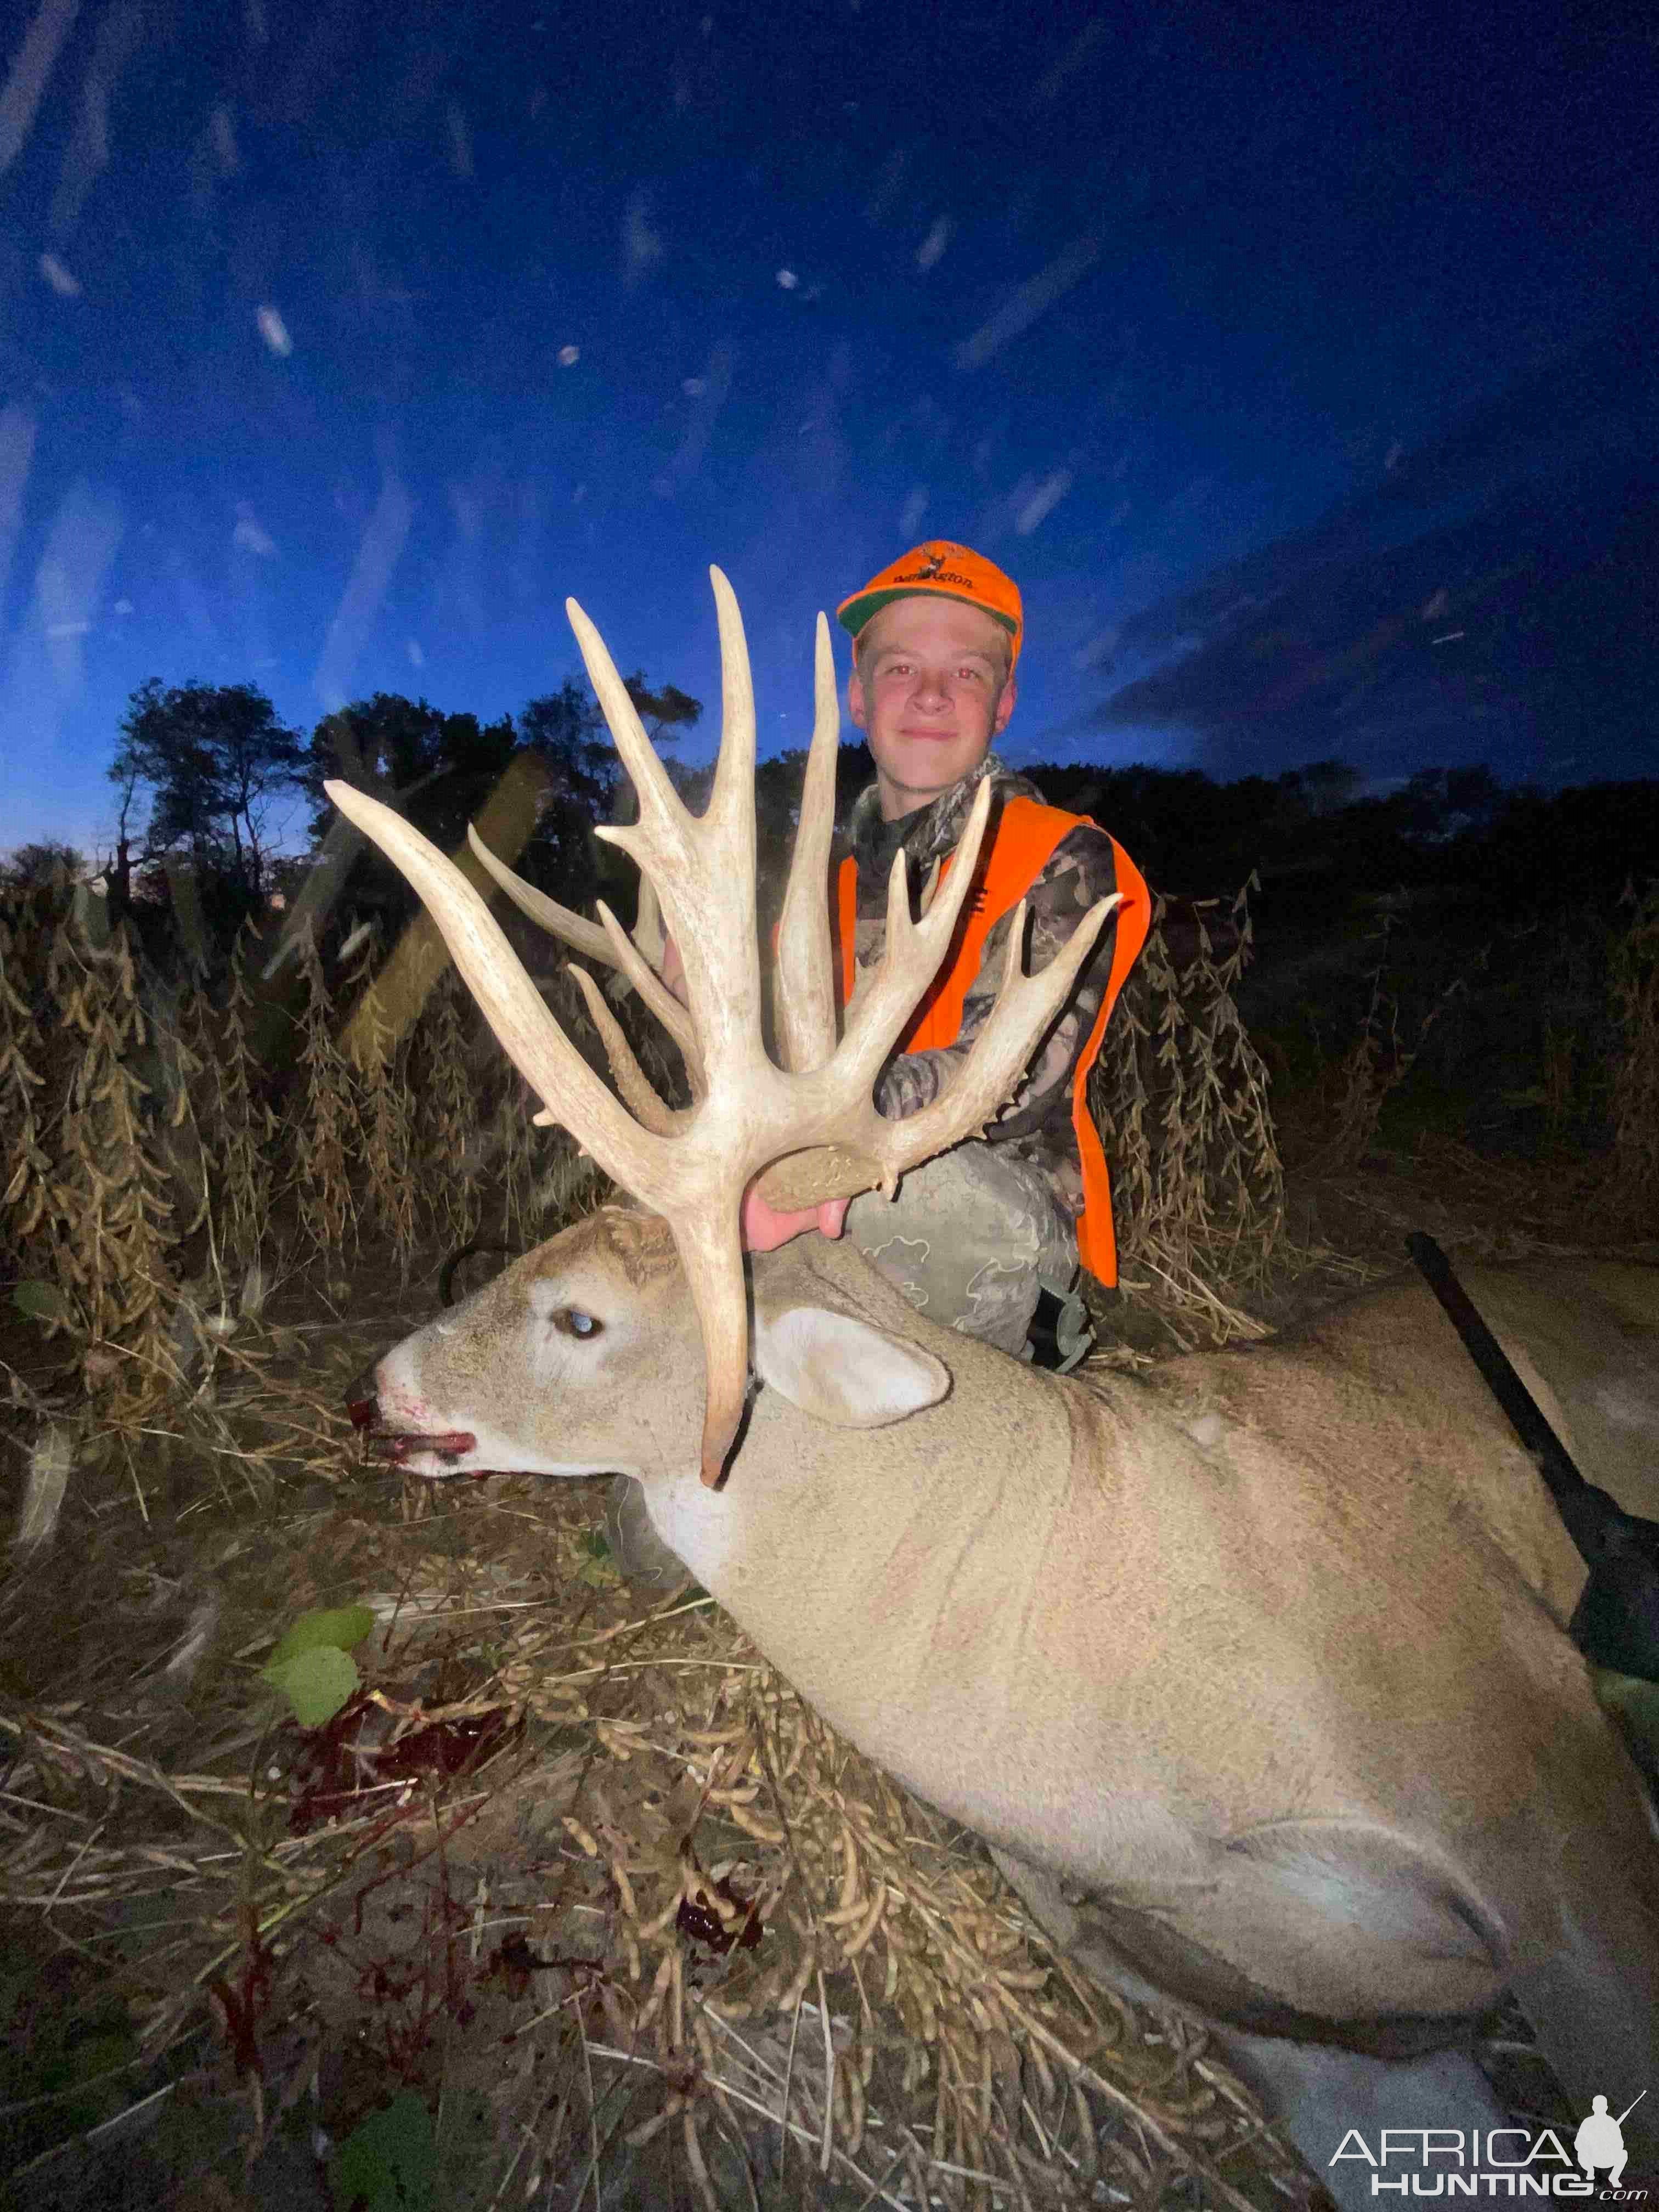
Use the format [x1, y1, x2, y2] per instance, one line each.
[370, 1214, 1659, 2189]
[331, 575, 1658, 2198]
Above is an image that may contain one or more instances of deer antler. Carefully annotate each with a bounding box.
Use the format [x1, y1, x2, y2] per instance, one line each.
[465, 821, 705, 1098]
[325, 568, 1116, 1486]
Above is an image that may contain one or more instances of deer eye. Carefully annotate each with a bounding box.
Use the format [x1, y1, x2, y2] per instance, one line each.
[554, 1307, 601, 1339]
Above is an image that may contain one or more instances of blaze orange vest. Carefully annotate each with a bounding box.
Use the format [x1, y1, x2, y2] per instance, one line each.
[836, 798, 1150, 1284]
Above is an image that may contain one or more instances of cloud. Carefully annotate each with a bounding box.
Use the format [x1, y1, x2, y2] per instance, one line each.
[653, 340, 735, 499]
[210, 104, 238, 174]
[623, 190, 663, 286]
[916, 217, 952, 271]
[1014, 470, 1072, 535]
[0, 477, 124, 755]
[0, 0, 81, 178]
[49, 1, 142, 235]
[313, 466, 414, 712]
[953, 236, 1101, 370]
[0, 405, 38, 613]
[233, 503, 278, 557]
[446, 101, 472, 177]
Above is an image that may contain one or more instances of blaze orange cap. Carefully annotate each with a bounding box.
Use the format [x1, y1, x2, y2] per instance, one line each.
[837, 541, 1023, 672]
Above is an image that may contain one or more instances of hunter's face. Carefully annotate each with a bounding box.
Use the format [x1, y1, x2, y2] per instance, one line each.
[849, 597, 1016, 822]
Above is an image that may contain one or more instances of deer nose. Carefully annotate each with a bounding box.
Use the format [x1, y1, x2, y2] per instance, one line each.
[345, 1369, 381, 1430]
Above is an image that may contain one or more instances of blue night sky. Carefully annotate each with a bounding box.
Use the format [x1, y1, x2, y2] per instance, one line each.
[1, 0, 1655, 859]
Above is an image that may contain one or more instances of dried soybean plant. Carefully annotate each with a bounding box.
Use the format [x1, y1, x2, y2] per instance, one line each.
[144, 970, 212, 1250]
[1297, 914, 1488, 1179]
[180, 919, 275, 1274]
[1092, 880, 1283, 1331]
[0, 898, 49, 1257]
[290, 922, 361, 1262]
[37, 912, 182, 1408]
[486, 1576, 1305, 2212]
[488, 1056, 541, 1247]
[413, 964, 482, 1252]
[343, 924, 419, 1283]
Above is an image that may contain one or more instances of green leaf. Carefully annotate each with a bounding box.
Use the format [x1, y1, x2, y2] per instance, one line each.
[261, 1644, 359, 1728]
[13, 1280, 71, 1324]
[331, 2090, 436, 2212]
[267, 1605, 376, 1667]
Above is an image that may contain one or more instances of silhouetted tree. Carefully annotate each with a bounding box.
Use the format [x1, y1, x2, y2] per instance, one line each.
[104, 747, 144, 922]
[303, 693, 518, 843]
[514, 681, 618, 906]
[0, 840, 88, 887]
[518, 672, 703, 912]
[111, 679, 306, 902]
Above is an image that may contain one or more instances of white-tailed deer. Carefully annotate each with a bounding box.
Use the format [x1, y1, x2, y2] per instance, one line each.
[330, 574, 1659, 2202]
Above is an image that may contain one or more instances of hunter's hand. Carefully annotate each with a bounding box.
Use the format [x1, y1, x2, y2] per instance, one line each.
[740, 1180, 849, 1252]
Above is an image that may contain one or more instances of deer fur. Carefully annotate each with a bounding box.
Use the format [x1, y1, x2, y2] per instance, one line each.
[364, 1212, 1659, 2199]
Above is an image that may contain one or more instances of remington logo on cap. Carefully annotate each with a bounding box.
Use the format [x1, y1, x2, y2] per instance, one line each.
[898, 546, 975, 589]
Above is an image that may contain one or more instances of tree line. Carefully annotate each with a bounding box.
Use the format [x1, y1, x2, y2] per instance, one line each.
[5, 674, 1656, 944]
[3, 671, 702, 934]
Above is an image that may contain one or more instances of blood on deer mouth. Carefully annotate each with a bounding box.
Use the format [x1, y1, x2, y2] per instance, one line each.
[363, 1427, 479, 1468]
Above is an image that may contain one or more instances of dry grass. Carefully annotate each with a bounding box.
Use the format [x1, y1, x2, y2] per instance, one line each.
[1, 902, 48, 1250]
[0, 1312, 1311, 2210]
[182, 923, 276, 1277]
[1091, 883, 1286, 1351]
[350, 945, 420, 1286]
[290, 924, 362, 1263]
[414, 967, 483, 1255]
[0, 879, 1319, 2208]
[3, 870, 1654, 2205]
[30, 916, 182, 1415]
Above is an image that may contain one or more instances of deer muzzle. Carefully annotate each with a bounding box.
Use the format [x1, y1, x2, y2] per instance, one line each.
[346, 1368, 479, 1471]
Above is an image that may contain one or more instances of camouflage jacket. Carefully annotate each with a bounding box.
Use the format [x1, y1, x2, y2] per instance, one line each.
[838, 757, 1127, 1223]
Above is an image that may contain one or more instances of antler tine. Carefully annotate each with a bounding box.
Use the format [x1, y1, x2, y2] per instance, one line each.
[591, 899, 706, 1093]
[323, 781, 664, 1192]
[465, 819, 702, 1092]
[752, 889, 1122, 1217]
[566, 597, 690, 852]
[567, 964, 689, 1137]
[773, 612, 842, 1074]
[671, 1221, 752, 1486]
[837, 777, 995, 1087]
[885, 894, 1121, 1170]
[591, 573, 768, 1097]
[466, 825, 616, 967]
[705, 568, 759, 860]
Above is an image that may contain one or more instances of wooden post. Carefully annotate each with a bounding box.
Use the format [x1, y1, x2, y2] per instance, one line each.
[340, 750, 551, 1072]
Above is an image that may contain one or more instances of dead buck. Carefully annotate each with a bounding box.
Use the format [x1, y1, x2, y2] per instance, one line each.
[331, 573, 1659, 2202]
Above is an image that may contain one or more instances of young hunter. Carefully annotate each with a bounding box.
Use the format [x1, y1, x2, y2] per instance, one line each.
[607, 541, 1152, 1583]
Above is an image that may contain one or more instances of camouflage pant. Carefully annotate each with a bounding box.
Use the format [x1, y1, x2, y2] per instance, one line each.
[844, 1139, 1090, 1362]
[603, 1142, 1091, 1587]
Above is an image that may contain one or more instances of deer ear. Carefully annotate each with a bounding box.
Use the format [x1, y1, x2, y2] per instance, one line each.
[753, 1305, 950, 1429]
